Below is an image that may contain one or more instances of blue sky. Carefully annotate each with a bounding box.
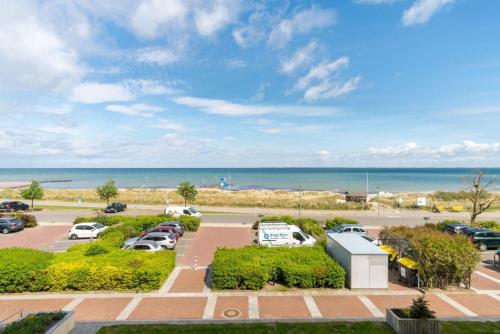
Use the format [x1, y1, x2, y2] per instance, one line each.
[1, 0, 500, 167]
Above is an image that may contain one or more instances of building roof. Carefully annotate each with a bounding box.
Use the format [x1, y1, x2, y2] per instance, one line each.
[327, 233, 388, 255]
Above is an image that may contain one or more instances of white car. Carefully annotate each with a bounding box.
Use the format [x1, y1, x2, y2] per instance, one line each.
[164, 206, 202, 218]
[258, 221, 316, 247]
[69, 223, 108, 240]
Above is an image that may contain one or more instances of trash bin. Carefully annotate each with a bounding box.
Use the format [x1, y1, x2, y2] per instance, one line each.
[397, 257, 418, 287]
[379, 245, 398, 270]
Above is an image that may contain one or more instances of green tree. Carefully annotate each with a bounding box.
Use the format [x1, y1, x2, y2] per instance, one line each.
[20, 180, 44, 209]
[96, 179, 118, 205]
[465, 170, 497, 224]
[176, 181, 198, 206]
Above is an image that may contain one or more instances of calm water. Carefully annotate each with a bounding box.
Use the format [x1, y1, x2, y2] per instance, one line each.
[0, 168, 499, 193]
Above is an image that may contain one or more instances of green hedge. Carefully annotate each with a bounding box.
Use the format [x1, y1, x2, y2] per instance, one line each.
[256, 215, 324, 237]
[74, 214, 201, 232]
[0, 213, 37, 228]
[212, 246, 345, 290]
[0, 242, 176, 292]
[2, 312, 65, 334]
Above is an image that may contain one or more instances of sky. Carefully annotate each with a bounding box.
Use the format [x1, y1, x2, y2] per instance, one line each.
[1, 0, 500, 168]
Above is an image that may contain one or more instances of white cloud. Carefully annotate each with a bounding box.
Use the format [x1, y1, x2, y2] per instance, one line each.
[0, 1, 85, 91]
[172, 96, 338, 116]
[32, 103, 73, 115]
[304, 76, 362, 102]
[281, 41, 317, 74]
[135, 47, 178, 65]
[152, 119, 186, 132]
[130, 0, 188, 39]
[195, 1, 241, 38]
[232, 8, 271, 48]
[71, 82, 135, 104]
[369, 142, 419, 157]
[251, 82, 270, 102]
[294, 57, 350, 91]
[402, 0, 455, 26]
[126, 79, 179, 95]
[105, 103, 165, 117]
[225, 58, 247, 69]
[268, 7, 336, 48]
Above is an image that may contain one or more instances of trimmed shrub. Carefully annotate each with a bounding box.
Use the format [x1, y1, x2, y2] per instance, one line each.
[0, 248, 52, 293]
[474, 221, 500, 230]
[84, 243, 110, 256]
[2, 312, 65, 334]
[0, 213, 37, 228]
[325, 217, 359, 230]
[179, 215, 201, 232]
[100, 228, 127, 247]
[212, 246, 345, 290]
[425, 220, 462, 231]
[257, 215, 324, 237]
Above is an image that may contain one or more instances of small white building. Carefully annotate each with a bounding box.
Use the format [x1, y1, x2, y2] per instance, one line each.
[327, 233, 389, 289]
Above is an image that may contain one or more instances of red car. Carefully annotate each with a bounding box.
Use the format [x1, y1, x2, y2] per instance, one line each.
[140, 226, 180, 239]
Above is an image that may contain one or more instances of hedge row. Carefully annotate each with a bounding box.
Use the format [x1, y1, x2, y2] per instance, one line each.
[212, 246, 345, 290]
[74, 214, 201, 232]
[0, 213, 37, 228]
[0, 242, 176, 293]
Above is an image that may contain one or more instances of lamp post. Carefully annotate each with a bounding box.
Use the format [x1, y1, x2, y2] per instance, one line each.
[298, 185, 303, 219]
[377, 186, 380, 217]
[140, 185, 144, 209]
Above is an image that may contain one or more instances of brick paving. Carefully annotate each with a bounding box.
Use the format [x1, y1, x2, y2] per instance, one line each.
[0, 225, 70, 249]
[314, 296, 373, 318]
[471, 273, 500, 290]
[425, 295, 465, 317]
[169, 268, 208, 293]
[367, 295, 414, 316]
[258, 296, 311, 319]
[127, 297, 207, 320]
[74, 298, 132, 321]
[0, 299, 72, 323]
[178, 226, 254, 266]
[214, 296, 249, 320]
[448, 294, 500, 316]
[477, 266, 500, 280]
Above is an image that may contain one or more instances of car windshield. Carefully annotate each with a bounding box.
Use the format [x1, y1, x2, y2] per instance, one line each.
[92, 223, 105, 229]
[168, 234, 176, 240]
[189, 207, 198, 213]
[331, 225, 344, 232]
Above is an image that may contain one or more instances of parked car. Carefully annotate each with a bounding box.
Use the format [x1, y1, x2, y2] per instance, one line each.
[0, 201, 29, 212]
[328, 224, 368, 236]
[443, 223, 471, 235]
[126, 240, 163, 252]
[140, 226, 180, 239]
[158, 221, 185, 236]
[69, 223, 108, 240]
[104, 202, 127, 213]
[0, 217, 24, 234]
[122, 232, 177, 250]
[466, 229, 500, 251]
[164, 206, 202, 218]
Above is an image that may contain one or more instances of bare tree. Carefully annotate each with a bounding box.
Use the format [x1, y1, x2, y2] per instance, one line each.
[466, 170, 497, 224]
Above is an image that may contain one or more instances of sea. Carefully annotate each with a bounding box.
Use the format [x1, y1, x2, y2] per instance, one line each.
[0, 168, 499, 193]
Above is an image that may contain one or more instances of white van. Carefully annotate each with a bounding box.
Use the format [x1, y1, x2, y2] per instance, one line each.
[164, 206, 202, 218]
[258, 222, 316, 247]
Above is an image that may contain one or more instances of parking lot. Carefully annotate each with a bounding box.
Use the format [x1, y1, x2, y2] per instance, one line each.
[0, 224, 75, 251]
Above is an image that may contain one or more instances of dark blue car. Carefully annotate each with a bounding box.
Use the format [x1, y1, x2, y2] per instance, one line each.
[0, 217, 24, 234]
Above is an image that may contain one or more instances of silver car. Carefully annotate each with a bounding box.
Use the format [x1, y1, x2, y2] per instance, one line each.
[328, 224, 368, 236]
[126, 240, 163, 252]
[140, 232, 176, 250]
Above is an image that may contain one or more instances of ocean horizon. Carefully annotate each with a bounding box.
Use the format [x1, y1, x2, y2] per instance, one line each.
[1, 168, 499, 193]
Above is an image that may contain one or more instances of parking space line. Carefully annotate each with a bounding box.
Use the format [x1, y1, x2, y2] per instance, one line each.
[115, 296, 142, 321]
[475, 271, 500, 285]
[248, 296, 259, 319]
[62, 297, 84, 311]
[487, 293, 500, 302]
[202, 295, 217, 320]
[436, 294, 477, 317]
[358, 296, 383, 317]
[303, 295, 321, 318]
[159, 267, 183, 294]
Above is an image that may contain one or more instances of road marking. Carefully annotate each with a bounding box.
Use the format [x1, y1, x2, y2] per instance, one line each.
[436, 294, 477, 317]
[303, 295, 321, 318]
[116, 296, 142, 321]
[487, 293, 500, 302]
[358, 296, 384, 317]
[202, 295, 217, 320]
[248, 296, 259, 319]
[62, 297, 84, 311]
[159, 267, 183, 293]
[475, 271, 500, 285]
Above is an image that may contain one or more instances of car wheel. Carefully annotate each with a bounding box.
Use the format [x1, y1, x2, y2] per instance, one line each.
[69, 234, 78, 240]
[478, 243, 488, 252]
[2, 228, 9, 234]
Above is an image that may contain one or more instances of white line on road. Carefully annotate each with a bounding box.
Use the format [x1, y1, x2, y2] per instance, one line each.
[159, 267, 183, 294]
[116, 296, 142, 321]
[303, 295, 321, 318]
[202, 295, 217, 320]
[358, 296, 384, 317]
[488, 293, 500, 302]
[475, 271, 500, 285]
[62, 297, 84, 311]
[248, 296, 259, 319]
[436, 294, 477, 317]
